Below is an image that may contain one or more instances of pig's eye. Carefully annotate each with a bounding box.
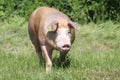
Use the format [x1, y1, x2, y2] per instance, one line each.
[68, 30, 71, 36]
[68, 31, 71, 34]
[68, 30, 71, 33]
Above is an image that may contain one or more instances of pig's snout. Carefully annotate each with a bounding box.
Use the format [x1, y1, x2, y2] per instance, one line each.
[61, 44, 71, 51]
[55, 27, 72, 52]
[56, 38, 71, 52]
[57, 39, 71, 52]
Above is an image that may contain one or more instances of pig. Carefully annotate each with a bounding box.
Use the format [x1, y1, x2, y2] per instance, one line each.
[28, 6, 79, 73]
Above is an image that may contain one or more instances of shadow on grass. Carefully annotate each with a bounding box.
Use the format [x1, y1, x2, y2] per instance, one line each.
[52, 57, 71, 68]
[39, 59, 45, 67]
[38, 56, 71, 68]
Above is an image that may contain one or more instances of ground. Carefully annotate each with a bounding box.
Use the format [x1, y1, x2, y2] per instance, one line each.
[0, 16, 120, 80]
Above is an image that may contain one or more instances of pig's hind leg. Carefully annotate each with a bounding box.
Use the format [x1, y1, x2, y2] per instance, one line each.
[28, 29, 43, 61]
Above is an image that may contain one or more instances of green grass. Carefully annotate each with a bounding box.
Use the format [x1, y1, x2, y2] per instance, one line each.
[0, 16, 120, 80]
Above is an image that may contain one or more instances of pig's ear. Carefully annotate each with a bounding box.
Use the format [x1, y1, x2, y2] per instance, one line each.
[48, 21, 58, 32]
[68, 21, 80, 30]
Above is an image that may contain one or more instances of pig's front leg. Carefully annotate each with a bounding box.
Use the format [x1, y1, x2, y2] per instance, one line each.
[41, 45, 53, 73]
[60, 51, 68, 62]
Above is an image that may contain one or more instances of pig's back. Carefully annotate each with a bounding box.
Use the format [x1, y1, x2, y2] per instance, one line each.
[30, 7, 70, 34]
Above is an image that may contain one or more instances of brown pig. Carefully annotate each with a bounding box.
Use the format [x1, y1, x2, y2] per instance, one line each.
[28, 6, 79, 73]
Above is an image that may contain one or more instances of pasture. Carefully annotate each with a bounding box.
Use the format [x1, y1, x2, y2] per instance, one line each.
[0, 16, 120, 80]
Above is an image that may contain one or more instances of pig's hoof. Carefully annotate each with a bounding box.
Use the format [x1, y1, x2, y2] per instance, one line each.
[46, 63, 52, 74]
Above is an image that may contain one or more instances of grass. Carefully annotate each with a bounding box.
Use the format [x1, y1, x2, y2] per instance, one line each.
[0, 16, 120, 80]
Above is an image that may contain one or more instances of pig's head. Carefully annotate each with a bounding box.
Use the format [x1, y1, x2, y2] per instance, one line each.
[48, 20, 79, 52]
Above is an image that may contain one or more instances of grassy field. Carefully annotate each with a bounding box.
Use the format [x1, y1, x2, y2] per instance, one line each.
[0, 16, 120, 80]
